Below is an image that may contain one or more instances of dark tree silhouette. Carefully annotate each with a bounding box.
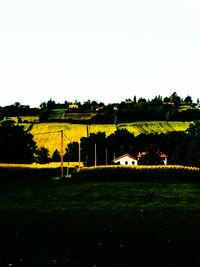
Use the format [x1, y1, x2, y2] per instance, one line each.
[187, 121, 200, 136]
[64, 142, 79, 162]
[34, 147, 50, 164]
[52, 149, 61, 162]
[0, 123, 36, 163]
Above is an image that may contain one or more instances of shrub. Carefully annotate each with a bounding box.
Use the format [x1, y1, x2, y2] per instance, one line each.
[0, 166, 64, 182]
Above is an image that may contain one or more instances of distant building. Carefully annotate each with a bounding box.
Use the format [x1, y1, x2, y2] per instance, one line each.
[137, 151, 168, 165]
[68, 104, 79, 110]
[113, 151, 168, 166]
[113, 153, 138, 165]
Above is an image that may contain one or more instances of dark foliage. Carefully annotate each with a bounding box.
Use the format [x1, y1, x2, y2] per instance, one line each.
[34, 147, 51, 164]
[81, 132, 107, 166]
[52, 149, 61, 162]
[66, 124, 200, 167]
[0, 123, 36, 163]
[64, 141, 79, 162]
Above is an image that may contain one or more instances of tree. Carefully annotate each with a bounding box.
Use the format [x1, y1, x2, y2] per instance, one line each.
[64, 142, 79, 162]
[169, 92, 180, 106]
[39, 109, 49, 122]
[107, 129, 135, 162]
[81, 132, 107, 166]
[186, 121, 200, 136]
[166, 107, 179, 121]
[185, 137, 200, 167]
[163, 96, 170, 103]
[184, 95, 192, 104]
[52, 149, 61, 162]
[34, 147, 50, 164]
[0, 123, 36, 163]
[138, 144, 163, 165]
[150, 95, 163, 106]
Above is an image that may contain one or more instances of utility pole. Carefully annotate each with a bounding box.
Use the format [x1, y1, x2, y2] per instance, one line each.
[86, 125, 89, 137]
[78, 141, 81, 170]
[94, 143, 97, 166]
[106, 148, 108, 165]
[60, 130, 64, 178]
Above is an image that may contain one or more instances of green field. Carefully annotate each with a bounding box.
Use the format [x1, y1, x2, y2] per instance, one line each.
[30, 121, 191, 155]
[1, 177, 200, 266]
[63, 112, 96, 121]
[48, 109, 66, 120]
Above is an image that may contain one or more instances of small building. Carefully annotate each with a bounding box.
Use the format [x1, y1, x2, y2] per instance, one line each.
[68, 104, 79, 110]
[137, 151, 168, 165]
[113, 153, 138, 165]
[158, 152, 168, 165]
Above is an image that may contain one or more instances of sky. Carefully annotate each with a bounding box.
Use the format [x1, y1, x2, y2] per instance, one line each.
[0, 0, 200, 107]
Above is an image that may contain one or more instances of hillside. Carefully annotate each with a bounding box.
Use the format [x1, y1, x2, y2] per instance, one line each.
[30, 121, 191, 156]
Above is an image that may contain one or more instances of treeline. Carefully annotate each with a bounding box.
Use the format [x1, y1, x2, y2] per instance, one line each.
[65, 121, 200, 167]
[0, 102, 39, 120]
[39, 92, 200, 123]
[0, 119, 200, 168]
[0, 120, 63, 164]
[1, 92, 200, 123]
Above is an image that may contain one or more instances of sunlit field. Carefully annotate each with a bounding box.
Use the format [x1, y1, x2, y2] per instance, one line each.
[30, 121, 190, 155]
[0, 162, 83, 168]
[30, 123, 116, 155]
[10, 116, 39, 123]
[120, 121, 191, 135]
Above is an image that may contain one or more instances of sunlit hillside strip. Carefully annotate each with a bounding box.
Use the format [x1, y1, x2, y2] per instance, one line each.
[0, 162, 83, 168]
[30, 123, 116, 155]
[120, 121, 190, 135]
[10, 116, 39, 123]
[29, 121, 191, 156]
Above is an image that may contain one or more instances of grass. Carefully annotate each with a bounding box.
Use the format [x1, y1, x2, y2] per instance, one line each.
[48, 109, 66, 120]
[30, 121, 190, 156]
[178, 105, 191, 111]
[1, 178, 200, 266]
[120, 121, 191, 135]
[63, 112, 96, 121]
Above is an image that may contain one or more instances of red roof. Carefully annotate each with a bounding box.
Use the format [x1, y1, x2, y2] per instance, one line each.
[137, 151, 168, 158]
[137, 152, 147, 158]
[158, 152, 168, 158]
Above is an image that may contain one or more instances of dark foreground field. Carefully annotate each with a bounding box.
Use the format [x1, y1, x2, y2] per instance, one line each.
[1, 179, 200, 266]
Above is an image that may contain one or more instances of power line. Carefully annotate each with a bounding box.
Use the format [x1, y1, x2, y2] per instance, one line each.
[33, 130, 73, 178]
[63, 132, 72, 142]
[34, 130, 72, 142]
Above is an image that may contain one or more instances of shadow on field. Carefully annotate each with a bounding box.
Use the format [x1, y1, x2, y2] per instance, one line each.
[0, 179, 200, 266]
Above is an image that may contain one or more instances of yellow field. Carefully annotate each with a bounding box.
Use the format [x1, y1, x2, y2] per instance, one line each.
[31, 123, 116, 155]
[29, 121, 190, 156]
[10, 116, 39, 123]
[0, 162, 83, 168]
[120, 121, 191, 135]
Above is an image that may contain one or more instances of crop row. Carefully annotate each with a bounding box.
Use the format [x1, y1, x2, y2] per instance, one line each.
[72, 165, 200, 182]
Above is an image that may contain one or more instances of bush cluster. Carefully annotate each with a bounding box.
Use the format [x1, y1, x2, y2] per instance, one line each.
[71, 165, 200, 182]
[0, 166, 62, 182]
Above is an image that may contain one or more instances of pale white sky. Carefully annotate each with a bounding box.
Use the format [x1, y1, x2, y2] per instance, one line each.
[0, 0, 200, 107]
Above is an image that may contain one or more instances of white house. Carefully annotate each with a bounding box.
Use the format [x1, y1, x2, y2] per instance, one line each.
[113, 153, 138, 165]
